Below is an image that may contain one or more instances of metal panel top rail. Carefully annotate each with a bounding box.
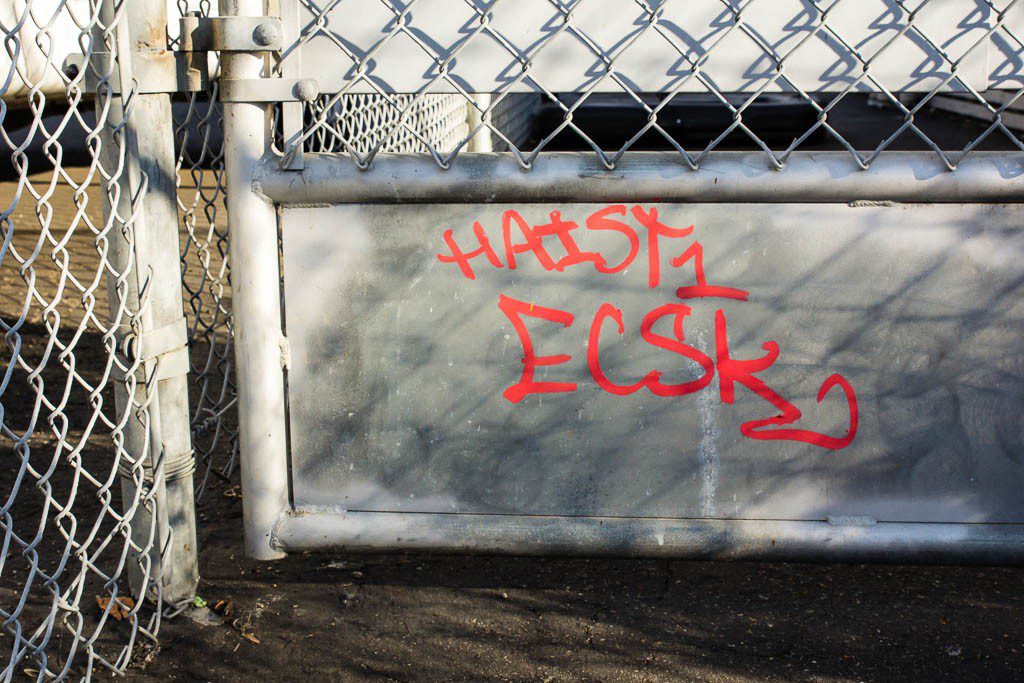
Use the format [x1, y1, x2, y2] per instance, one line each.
[254, 151, 1024, 204]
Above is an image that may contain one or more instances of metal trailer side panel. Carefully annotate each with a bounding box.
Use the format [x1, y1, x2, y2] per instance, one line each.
[280, 202, 1024, 546]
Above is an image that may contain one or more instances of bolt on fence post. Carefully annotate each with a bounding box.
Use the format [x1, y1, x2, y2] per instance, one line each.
[219, 0, 289, 559]
[95, 0, 200, 603]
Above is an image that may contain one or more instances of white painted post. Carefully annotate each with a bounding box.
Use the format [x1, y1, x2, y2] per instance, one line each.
[96, 0, 199, 602]
[219, 0, 289, 559]
[467, 93, 494, 152]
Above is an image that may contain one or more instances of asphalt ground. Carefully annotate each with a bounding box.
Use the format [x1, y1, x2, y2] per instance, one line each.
[134, 486, 1024, 682]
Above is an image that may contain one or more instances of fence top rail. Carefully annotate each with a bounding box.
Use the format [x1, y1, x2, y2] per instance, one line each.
[254, 151, 1024, 205]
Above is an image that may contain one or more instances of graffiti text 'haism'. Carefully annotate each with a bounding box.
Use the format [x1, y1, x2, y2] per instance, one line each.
[436, 205, 858, 450]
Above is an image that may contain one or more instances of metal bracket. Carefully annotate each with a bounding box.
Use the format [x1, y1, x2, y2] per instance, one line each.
[180, 15, 283, 52]
[137, 318, 189, 364]
[111, 317, 191, 382]
[63, 50, 208, 95]
[280, 0, 306, 170]
[827, 515, 878, 527]
[136, 317, 191, 381]
[179, 15, 318, 104]
[220, 77, 320, 103]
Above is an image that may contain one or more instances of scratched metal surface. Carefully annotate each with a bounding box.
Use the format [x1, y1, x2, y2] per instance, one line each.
[281, 203, 1024, 524]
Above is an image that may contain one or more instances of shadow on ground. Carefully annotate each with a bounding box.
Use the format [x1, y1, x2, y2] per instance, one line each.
[123, 488, 1024, 682]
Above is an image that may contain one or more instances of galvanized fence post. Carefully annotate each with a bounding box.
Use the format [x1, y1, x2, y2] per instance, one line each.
[218, 0, 290, 560]
[95, 0, 200, 603]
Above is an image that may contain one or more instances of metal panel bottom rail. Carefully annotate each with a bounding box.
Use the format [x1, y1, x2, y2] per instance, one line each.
[273, 510, 1024, 564]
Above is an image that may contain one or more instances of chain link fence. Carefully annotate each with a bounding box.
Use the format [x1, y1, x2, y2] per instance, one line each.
[0, 1, 171, 677]
[2, 0, 1024, 678]
[172, 4, 237, 501]
[283, 0, 1024, 170]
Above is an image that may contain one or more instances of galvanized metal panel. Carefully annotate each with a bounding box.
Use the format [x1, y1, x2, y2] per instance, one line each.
[281, 202, 1024, 526]
[284, 0, 1001, 94]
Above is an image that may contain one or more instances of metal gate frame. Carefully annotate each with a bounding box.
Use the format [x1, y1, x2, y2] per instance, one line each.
[219, 0, 1024, 563]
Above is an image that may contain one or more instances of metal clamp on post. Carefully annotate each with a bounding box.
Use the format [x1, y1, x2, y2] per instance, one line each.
[179, 15, 283, 53]
[137, 317, 191, 381]
[180, 13, 295, 101]
[220, 77, 319, 103]
[112, 318, 191, 382]
[63, 50, 208, 95]
[63, 14, 285, 96]
[191, 9, 312, 166]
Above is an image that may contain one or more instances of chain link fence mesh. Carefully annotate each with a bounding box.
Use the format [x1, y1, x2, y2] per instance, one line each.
[1, 1, 167, 678]
[172, 3, 237, 501]
[283, 0, 1024, 171]
[302, 93, 470, 154]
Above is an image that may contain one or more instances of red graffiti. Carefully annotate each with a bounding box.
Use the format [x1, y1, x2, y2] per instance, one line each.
[629, 205, 694, 289]
[436, 222, 502, 280]
[713, 309, 857, 449]
[437, 204, 697, 286]
[503, 209, 557, 271]
[586, 301, 716, 398]
[498, 294, 577, 403]
[438, 205, 859, 450]
[586, 205, 640, 274]
[533, 210, 604, 272]
[672, 241, 749, 302]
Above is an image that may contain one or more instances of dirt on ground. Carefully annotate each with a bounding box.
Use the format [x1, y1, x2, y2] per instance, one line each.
[109, 478, 1022, 683]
